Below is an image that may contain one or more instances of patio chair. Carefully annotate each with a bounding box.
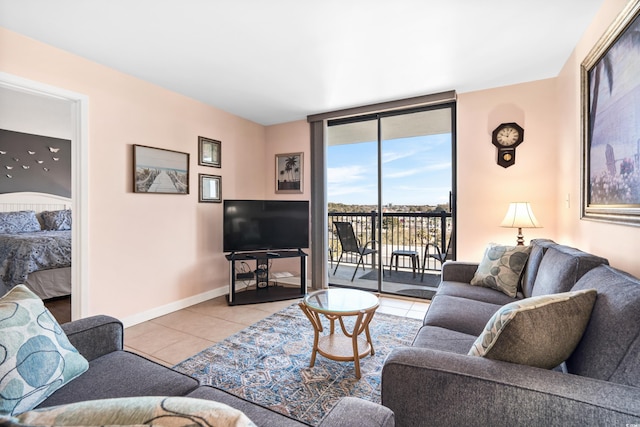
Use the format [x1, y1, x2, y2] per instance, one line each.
[421, 231, 454, 281]
[333, 221, 377, 281]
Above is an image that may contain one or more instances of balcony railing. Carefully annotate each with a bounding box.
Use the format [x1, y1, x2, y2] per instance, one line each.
[328, 211, 452, 272]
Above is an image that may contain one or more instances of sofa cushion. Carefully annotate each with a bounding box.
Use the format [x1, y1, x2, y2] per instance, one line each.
[470, 244, 531, 297]
[435, 281, 523, 305]
[12, 396, 254, 426]
[412, 325, 478, 355]
[468, 289, 597, 369]
[37, 351, 199, 408]
[568, 265, 640, 386]
[531, 245, 607, 297]
[423, 295, 502, 336]
[0, 285, 88, 416]
[520, 239, 556, 297]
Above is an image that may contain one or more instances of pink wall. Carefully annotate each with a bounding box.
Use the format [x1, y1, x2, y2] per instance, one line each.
[0, 28, 267, 319]
[456, 79, 559, 261]
[555, 0, 640, 277]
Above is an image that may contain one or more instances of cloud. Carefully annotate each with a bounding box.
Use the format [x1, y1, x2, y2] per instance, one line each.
[327, 165, 368, 184]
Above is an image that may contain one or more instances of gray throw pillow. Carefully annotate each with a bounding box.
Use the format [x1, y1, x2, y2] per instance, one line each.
[468, 289, 597, 369]
[470, 243, 531, 297]
[0, 211, 41, 234]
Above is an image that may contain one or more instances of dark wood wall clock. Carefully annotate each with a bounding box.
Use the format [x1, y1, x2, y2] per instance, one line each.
[491, 122, 524, 168]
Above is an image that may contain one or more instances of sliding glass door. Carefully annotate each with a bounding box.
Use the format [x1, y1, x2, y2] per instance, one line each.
[326, 104, 455, 298]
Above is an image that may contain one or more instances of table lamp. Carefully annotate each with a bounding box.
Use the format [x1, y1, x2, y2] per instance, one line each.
[500, 202, 541, 246]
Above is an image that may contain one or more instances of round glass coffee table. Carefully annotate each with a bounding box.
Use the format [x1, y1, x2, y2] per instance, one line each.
[298, 288, 379, 378]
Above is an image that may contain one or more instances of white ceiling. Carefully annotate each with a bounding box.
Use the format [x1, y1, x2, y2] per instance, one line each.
[0, 0, 605, 126]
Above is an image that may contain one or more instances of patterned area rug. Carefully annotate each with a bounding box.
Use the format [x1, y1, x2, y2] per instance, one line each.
[173, 303, 422, 426]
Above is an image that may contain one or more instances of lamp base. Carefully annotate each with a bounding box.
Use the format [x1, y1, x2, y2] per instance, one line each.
[516, 228, 525, 246]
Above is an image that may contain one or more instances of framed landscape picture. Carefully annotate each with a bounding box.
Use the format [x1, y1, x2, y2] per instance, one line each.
[133, 145, 189, 194]
[199, 174, 221, 203]
[581, 0, 640, 225]
[198, 136, 221, 168]
[275, 152, 303, 194]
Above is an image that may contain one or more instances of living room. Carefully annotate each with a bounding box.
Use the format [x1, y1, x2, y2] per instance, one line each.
[0, 0, 638, 328]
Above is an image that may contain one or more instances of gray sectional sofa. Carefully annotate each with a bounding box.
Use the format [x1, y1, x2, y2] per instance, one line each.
[382, 239, 640, 426]
[33, 314, 395, 427]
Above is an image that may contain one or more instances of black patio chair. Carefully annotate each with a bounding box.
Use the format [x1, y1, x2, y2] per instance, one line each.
[421, 230, 454, 281]
[332, 221, 377, 281]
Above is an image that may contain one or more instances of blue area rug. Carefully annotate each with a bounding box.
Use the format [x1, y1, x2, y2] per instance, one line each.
[173, 303, 422, 426]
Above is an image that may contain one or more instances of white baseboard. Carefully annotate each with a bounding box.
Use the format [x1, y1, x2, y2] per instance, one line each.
[121, 286, 228, 328]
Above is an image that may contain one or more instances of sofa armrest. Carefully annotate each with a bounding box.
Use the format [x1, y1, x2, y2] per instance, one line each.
[61, 315, 124, 361]
[382, 347, 640, 427]
[441, 261, 478, 283]
[318, 397, 394, 427]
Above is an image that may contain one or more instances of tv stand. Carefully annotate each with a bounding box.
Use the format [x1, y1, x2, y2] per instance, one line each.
[225, 250, 307, 305]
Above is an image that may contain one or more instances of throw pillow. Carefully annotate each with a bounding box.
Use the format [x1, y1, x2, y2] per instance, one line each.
[10, 396, 256, 427]
[40, 209, 72, 231]
[468, 289, 597, 369]
[470, 243, 531, 297]
[0, 285, 89, 416]
[0, 211, 41, 234]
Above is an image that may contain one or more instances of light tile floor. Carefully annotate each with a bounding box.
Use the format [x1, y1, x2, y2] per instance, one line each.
[124, 293, 430, 367]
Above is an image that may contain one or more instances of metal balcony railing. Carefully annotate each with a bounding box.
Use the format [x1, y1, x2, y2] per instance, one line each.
[328, 211, 452, 272]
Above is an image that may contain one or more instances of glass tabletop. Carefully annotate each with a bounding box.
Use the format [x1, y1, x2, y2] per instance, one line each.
[303, 289, 379, 314]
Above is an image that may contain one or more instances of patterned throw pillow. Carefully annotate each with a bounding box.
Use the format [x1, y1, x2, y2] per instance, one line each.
[470, 243, 531, 297]
[8, 396, 256, 427]
[468, 289, 597, 369]
[40, 209, 72, 231]
[0, 285, 88, 416]
[0, 211, 41, 234]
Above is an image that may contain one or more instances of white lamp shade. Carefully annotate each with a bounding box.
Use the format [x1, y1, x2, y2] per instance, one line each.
[500, 202, 541, 229]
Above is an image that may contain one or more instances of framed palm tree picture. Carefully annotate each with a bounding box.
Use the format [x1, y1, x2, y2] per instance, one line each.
[581, 0, 640, 225]
[275, 152, 303, 193]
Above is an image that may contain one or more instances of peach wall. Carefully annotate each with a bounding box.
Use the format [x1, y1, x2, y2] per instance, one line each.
[456, 79, 559, 261]
[0, 28, 267, 319]
[555, 0, 640, 277]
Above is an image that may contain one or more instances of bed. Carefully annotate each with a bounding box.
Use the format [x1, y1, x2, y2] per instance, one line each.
[0, 192, 72, 300]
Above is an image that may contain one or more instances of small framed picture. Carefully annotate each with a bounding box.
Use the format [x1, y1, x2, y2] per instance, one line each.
[275, 152, 303, 193]
[198, 136, 221, 168]
[199, 174, 221, 203]
[133, 144, 189, 194]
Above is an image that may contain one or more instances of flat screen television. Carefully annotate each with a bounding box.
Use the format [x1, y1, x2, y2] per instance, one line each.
[223, 200, 310, 253]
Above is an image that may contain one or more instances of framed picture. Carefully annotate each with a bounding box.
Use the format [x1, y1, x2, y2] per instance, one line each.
[198, 136, 221, 168]
[275, 152, 303, 193]
[581, 0, 640, 226]
[199, 174, 221, 203]
[133, 144, 189, 194]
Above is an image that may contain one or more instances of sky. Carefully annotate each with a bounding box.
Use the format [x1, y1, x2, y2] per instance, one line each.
[327, 133, 452, 206]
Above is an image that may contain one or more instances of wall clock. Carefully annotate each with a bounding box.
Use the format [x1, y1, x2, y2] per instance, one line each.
[491, 122, 524, 168]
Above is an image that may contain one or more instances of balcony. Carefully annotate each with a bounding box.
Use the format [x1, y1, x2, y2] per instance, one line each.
[328, 211, 452, 299]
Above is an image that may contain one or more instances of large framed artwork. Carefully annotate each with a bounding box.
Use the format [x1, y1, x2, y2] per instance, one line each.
[275, 152, 303, 193]
[582, 0, 640, 225]
[133, 145, 189, 194]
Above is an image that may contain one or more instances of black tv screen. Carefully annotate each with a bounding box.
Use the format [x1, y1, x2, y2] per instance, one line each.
[223, 200, 310, 253]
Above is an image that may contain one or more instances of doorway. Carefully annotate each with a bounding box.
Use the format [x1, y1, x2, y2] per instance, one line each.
[326, 103, 455, 298]
[0, 72, 89, 320]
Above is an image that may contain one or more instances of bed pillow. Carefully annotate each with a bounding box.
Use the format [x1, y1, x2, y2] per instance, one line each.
[468, 289, 597, 369]
[9, 396, 256, 427]
[470, 243, 531, 297]
[0, 285, 89, 416]
[0, 211, 41, 234]
[40, 209, 72, 231]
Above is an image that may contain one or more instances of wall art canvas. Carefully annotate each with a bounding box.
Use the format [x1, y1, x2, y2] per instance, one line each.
[133, 145, 189, 194]
[582, 0, 640, 225]
[275, 152, 303, 193]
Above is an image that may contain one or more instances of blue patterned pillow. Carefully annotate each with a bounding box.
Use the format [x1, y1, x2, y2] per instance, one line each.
[0, 211, 41, 234]
[0, 285, 89, 416]
[468, 289, 597, 369]
[40, 209, 72, 231]
[8, 396, 256, 426]
[470, 243, 531, 297]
